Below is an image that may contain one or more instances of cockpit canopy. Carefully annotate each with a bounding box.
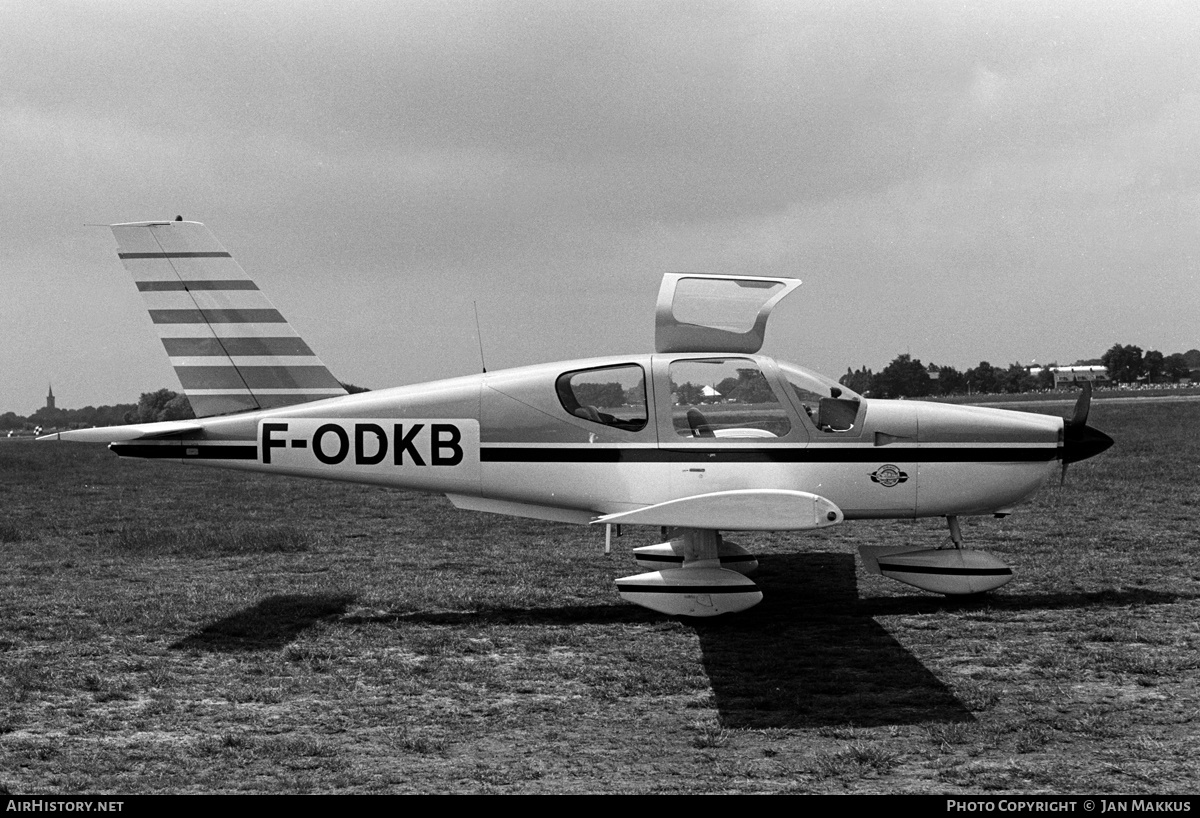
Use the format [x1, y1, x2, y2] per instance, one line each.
[548, 357, 863, 440]
[655, 274, 801, 354]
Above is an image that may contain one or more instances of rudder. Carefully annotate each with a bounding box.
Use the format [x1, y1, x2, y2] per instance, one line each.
[111, 220, 347, 417]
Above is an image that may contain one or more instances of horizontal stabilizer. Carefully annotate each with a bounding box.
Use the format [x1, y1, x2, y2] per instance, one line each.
[593, 489, 843, 531]
[38, 420, 205, 443]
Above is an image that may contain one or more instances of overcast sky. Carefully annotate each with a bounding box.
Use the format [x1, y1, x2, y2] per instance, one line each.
[3, 1, 1198, 412]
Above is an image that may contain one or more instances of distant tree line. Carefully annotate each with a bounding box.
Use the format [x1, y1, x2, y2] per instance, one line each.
[841, 345, 1200, 399]
[839, 355, 1052, 399]
[1, 389, 195, 432]
[2, 379, 369, 431]
[1100, 344, 1194, 385]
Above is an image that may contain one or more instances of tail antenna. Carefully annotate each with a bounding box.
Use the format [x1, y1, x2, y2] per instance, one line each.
[473, 301, 488, 374]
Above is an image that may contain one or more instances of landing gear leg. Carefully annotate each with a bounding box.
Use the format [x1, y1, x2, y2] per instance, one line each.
[947, 515, 963, 550]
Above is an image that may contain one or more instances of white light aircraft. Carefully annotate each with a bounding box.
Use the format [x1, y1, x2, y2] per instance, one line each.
[43, 220, 1113, 616]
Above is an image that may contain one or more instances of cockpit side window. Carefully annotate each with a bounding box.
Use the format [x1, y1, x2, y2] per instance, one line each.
[556, 365, 648, 432]
[779, 363, 861, 432]
[667, 358, 792, 438]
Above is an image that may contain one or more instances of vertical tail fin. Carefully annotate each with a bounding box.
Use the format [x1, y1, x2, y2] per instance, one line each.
[111, 220, 348, 417]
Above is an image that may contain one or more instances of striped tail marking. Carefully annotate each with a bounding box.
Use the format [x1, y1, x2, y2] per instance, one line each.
[111, 221, 347, 417]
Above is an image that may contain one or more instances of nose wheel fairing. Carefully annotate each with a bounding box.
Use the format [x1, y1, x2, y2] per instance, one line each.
[858, 515, 1014, 596]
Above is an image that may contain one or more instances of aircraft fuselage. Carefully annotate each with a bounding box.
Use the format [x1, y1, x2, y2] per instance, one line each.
[110, 352, 1068, 526]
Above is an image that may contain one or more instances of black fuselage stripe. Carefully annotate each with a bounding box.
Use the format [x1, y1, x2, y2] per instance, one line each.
[111, 444, 258, 460]
[109, 443, 1052, 467]
[480, 447, 1056, 464]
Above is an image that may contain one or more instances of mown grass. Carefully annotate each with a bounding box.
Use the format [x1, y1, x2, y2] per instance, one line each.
[0, 400, 1198, 793]
[108, 523, 318, 557]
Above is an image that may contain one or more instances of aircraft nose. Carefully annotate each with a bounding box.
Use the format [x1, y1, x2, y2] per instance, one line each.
[1062, 422, 1114, 464]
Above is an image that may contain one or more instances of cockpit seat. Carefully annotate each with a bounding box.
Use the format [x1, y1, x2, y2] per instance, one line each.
[686, 407, 715, 438]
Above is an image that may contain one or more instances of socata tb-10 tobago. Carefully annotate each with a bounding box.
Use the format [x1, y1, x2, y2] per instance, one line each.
[44, 220, 1113, 616]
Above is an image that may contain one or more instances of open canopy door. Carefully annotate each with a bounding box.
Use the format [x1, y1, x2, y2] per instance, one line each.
[654, 274, 800, 354]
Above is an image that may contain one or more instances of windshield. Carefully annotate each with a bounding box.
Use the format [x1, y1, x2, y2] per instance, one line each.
[777, 363, 862, 400]
[777, 362, 862, 433]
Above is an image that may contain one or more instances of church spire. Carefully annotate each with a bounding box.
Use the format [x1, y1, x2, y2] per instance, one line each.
[46, 383, 55, 411]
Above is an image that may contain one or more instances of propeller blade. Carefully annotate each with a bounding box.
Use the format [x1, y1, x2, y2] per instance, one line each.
[1060, 382, 1112, 484]
[1068, 381, 1092, 427]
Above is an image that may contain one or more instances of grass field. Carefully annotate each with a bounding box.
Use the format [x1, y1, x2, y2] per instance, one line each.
[2, 399, 1198, 794]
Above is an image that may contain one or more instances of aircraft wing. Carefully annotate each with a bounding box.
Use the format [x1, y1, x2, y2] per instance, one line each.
[37, 420, 206, 443]
[592, 489, 843, 531]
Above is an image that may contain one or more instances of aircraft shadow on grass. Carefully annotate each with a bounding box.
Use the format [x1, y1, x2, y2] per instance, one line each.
[171, 592, 356, 652]
[170, 556, 1189, 727]
[857, 586, 1189, 618]
[692, 551, 972, 729]
[338, 552, 975, 728]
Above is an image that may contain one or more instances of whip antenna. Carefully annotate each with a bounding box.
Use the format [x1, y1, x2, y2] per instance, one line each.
[473, 301, 487, 374]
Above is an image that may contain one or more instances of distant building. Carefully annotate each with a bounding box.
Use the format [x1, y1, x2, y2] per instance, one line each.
[46, 384, 55, 410]
[1029, 366, 1110, 388]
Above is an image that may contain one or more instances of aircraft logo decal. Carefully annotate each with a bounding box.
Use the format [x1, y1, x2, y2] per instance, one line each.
[869, 464, 909, 487]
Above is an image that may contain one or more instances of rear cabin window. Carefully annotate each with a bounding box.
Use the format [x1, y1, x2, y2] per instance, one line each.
[555, 365, 648, 432]
[668, 358, 791, 438]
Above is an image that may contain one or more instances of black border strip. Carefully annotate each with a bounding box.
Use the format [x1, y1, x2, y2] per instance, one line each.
[149, 309, 286, 324]
[136, 280, 259, 291]
[119, 251, 232, 259]
[616, 584, 761, 595]
[635, 554, 753, 565]
[879, 564, 1013, 577]
[162, 337, 316, 357]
